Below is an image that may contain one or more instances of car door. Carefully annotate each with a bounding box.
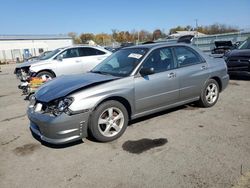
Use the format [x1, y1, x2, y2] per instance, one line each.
[134, 47, 180, 114]
[78, 47, 110, 73]
[173, 46, 210, 101]
[54, 48, 83, 76]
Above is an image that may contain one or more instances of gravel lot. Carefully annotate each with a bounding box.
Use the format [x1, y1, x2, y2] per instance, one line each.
[0, 64, 249, 188]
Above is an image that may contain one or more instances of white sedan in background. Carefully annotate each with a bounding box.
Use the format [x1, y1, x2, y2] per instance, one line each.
[14, 45, 112, 81]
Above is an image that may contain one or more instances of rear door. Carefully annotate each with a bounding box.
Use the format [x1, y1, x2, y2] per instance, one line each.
[173, 46, 210, 101]
[78, 47, 110, 72]
[134, 47, 180, 114]
[54, 48, 83, 75]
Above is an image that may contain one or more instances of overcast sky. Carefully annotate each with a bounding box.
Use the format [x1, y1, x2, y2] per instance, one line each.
[1, 0, 250, 35]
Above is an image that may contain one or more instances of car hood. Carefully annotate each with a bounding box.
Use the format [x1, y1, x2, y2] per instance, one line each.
[16, 59, 46, 68]
[226, 49, 250, 57]
[214, 41, 232, 47]
[35, 72, 119, 102]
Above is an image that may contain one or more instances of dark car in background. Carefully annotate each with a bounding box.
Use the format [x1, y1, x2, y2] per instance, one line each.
[224, 37, 250, 77]
[212, 41, 233, 55]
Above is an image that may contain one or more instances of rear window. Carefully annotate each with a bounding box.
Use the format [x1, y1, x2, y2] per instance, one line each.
[79, 47, 106, 56]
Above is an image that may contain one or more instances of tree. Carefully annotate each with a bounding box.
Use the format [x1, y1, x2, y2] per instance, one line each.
[68, 32, 81, 44]
[94, 33, 111, 45]
[169, 23, 239, 35]
[153, 29, 162, 40]
[79, 33, 95, 43]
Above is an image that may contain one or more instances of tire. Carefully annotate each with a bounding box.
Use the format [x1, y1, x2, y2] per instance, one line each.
[89, 100, 128, 142]
[198, 79, 219, 107]
[36, 71, 55, 80]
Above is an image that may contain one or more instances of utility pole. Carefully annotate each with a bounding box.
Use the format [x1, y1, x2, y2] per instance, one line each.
[195, 19, 198, 29]
[195, 19, 199, 38]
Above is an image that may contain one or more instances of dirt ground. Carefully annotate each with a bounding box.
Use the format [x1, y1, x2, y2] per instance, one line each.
[0, 64, 249, 188]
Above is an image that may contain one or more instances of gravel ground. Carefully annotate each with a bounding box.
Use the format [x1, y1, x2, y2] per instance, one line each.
[0, 64, 249, 188]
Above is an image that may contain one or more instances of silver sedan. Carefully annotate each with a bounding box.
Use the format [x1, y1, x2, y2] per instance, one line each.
[28, 43, 229, 144]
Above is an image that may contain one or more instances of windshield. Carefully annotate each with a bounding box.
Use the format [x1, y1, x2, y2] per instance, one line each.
[91, 48, 148, 77]
[39, 49, 62, 60]
[237, 38, 250, 49]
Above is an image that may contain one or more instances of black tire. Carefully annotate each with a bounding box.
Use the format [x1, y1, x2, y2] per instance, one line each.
[28, 93, 35, 101]
[89, 100, 128, 142]
[36, 71, 55, 80]
[198, 79, 219, 107]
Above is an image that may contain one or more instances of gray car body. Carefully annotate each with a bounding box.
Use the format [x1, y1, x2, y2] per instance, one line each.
[28, 43, 229, 144]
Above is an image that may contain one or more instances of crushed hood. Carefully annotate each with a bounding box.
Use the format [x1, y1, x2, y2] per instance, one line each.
[35, 72, 119, 102]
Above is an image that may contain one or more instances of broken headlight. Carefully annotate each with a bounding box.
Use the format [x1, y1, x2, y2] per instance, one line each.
[52, 97, 74, 116]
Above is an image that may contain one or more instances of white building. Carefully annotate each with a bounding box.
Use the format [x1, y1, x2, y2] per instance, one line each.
[169, 31, 206, 38]
[0, 35, 73, 63]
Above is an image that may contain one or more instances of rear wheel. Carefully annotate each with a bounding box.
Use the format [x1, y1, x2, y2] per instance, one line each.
[89, 100, 128, 142]
[36, 71, 55, 80]
[198, 79, 219, 107]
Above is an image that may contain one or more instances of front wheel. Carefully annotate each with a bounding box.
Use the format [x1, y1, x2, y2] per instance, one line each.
[89, 100, 128, 142]
[198, 79, 219, 107]
[36, 71, 55, 80]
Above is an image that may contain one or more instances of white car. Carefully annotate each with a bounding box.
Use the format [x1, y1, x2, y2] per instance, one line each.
[14, 45, 112, 81]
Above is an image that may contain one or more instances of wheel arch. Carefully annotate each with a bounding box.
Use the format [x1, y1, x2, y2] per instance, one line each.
[93, 96, 132, 120]
[210, 76, 222, 92]
[36, 69, 56, 78]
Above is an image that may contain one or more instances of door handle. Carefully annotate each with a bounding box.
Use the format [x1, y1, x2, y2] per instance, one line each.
[75, 60, 81, 63]
[168, 72, 176, 78]
[201, 65, 207, 70]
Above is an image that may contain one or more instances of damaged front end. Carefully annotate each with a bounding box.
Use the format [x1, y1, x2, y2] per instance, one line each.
[14, 66, 42, 97]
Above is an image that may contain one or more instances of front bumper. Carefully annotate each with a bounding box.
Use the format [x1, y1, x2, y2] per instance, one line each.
[27, 107, 90, 144]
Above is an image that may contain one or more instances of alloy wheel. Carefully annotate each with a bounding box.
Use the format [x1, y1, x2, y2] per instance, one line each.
[205, 83, 218, 104]
[98, 107, 124, 137]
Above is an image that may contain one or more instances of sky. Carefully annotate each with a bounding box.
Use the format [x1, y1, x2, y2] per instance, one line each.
[0, 0, 250, 35]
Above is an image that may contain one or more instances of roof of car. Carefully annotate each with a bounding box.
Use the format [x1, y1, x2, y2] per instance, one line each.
[124, 42, 190, 50]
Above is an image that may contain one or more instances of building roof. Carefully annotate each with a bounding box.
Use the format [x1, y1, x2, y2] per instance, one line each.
[0, 34, 72, 40]
[169, 31, 206, 38]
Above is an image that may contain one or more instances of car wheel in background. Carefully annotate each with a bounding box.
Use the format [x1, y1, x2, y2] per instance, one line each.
[198, 79, 219, 107]
[89, 100, 128, 142]
[36, 71, 55, 80]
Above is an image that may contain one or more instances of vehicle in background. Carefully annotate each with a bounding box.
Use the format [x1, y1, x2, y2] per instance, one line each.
[224, 37, 250, 77]
[14, 46, 112, 96]
[28, 43, 229, 144]
[211, 41, 233, 55]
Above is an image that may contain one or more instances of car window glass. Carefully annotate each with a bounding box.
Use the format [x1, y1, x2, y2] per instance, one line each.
[60, 48, 79, 59]
[142, 48, 175, 73]
[174, 46, 201, 67]
[79, 47, 105, 56]
[92, 48, 148, 77]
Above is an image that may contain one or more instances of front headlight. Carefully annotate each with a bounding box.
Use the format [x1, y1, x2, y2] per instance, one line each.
[58, 98, 74, 112]
[53, 97, 74, 116]
[29, 95, 36, 108]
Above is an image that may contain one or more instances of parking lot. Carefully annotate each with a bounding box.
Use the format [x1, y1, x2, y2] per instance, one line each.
[0, 64, 249, 188]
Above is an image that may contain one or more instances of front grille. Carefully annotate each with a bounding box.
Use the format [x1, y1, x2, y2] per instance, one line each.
[228, 56, 250, 63]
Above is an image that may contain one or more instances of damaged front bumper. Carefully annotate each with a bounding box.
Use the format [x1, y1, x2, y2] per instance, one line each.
[27, 107, 90, 144]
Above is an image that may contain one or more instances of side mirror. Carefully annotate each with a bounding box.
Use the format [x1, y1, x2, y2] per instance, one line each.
[56, 54, 63, 61]
[140, 67, 155, 76]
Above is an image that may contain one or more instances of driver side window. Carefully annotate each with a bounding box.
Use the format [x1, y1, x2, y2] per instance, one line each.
[142, 48, 175, 73]
[60, 48, 79, 59]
